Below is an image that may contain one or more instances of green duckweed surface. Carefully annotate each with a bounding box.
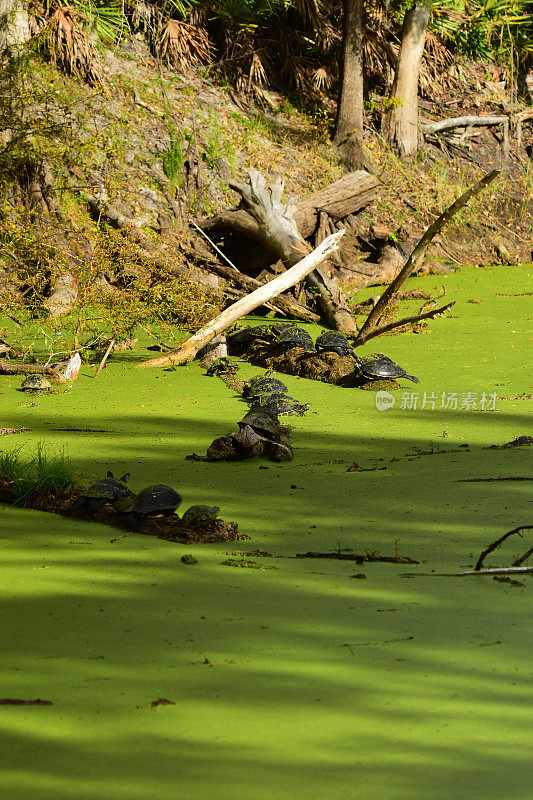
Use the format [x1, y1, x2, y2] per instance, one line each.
[1, 264, 532, 800]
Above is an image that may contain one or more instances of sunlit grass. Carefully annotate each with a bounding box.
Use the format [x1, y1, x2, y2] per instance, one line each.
[0, 443, 75, 505]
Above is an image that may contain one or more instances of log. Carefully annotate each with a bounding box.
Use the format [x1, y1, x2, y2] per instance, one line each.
[0, 360, 66, 381]
[189, 221, 320, 322]
[420, 115, 510, 159]
[200, 170, 379, 241]
[293, 171, 379, 237]
[137, 230, 344, 368]
[226, 171, 358, 333]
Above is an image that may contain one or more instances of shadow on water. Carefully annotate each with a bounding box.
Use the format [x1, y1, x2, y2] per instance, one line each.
[1, 404, 532, 798]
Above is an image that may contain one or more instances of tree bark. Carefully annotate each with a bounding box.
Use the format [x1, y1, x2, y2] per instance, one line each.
[334, 0, 367, 170]
[382, 1, 430, 158]
[0, 0, 30, 50]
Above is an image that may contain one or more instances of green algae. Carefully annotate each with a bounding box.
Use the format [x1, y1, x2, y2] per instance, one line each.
[0, 263, 532, 800]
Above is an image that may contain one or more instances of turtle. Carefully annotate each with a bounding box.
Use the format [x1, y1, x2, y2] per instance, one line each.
[181, 505, 221, 526]
[356, 354, 419, 383]
[238, 408, 281, 440]
[226, 325, 275, 351]
[119, 484, 183, 529]
[275, 325, 315, 352]
[253, 393, 310, 417]
[20, 374, 52, 393]
[81, 471, 133, 512]
[205, 357, 239, 377]
[315, 331, 355, 358]
[242, 370, 288, 399]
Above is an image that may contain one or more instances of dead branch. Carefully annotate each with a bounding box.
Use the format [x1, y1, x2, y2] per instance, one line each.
[474, 525, 533, 572]
[93, 339, 114, 378]
[0, 360, 65, 381]
[137, 230, 344, 368]
[189, 221, 319, 323]
[355, 301, 456, 344]
[420, 115, 510, 158]
[355, 169, 500, 344]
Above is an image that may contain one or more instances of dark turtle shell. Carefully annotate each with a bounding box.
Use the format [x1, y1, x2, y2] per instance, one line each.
[227, 325, 274, 349]
[357, 354, 419, 383]
[316, 331, 355, 357]
[181, 505, 220, 526]
[238, 409, 280, 439]
[243, 371, 288, 399]
[275, 325, 315, 352]
[21, 374, 52, 392]
[83, 471, 132, 512]
[255, 393, 310, 417]
[123, 484, 183, 521]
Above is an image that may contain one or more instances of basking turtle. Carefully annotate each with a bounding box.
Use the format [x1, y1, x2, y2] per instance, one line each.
[82, 471, 133, 512]
[243, 370, 288, 399]
[356, 354, 419, 383]
[205, 357, 239, 377]
[181, 505, 220, 526]
[227, 325, 274, 351]
[238, 408, 280, 440]
[316, 331, 355, 358]
[275, 325, 315, 352]
[253, 393, 310, 417]
[20, 374, 52, 393]
[119, 484, 183, 528]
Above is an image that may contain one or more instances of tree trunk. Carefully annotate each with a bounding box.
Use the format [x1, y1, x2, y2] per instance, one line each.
[334, 0, 367, 170]
[382, 1, 430, 158]
[0, 0, 30, 50]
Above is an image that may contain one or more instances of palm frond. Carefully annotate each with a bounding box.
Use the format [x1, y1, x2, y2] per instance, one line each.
[155, 18, 211, 69]
[36, 7, 102, 85]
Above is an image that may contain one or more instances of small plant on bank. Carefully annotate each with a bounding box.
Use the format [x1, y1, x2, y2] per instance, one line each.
[0, 444, 75, 506]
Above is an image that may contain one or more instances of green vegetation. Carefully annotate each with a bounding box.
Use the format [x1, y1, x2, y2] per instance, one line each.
[0, 443, 75, 505]
[0, 263, 531, 799]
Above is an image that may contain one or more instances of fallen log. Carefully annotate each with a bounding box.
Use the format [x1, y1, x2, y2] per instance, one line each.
[0, 360, 66, 381]
[189, 221, 320, 323]
[420, 115, 510, 158]
[200, 170, 378, 241]
[225, 171, 358, 333]
[137, 230, 344, 368]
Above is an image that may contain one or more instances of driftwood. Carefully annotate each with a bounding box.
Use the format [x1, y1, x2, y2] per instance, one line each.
[0, 360, 66, 381]
[355, 169, 501, 344]
[198, 170, 376, 331]
[420, 115, 510, 158]
[223, 171, 357, 333]
[137, 230, 344, 368]
[189, 220, 320, 323]
[356, 300, 456, 345]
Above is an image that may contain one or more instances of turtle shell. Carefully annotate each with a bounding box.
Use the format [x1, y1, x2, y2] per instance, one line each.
[316, 331, 355, 357]
[275, 325, 315, 352]
[256, 393, 310, 417]
[227, 325, 274, 349]
[238, 409, 280, 439]
[181, 505, 220, 526]
[82, 472, 132, 511]
[357, 354, 419, 383]
[21, 374, 51, 391]
[243, 371, 288, 399]
[124, 485, 183, 518]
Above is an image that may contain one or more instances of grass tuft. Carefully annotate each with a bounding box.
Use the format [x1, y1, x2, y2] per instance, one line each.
[0, 444, 75, 506]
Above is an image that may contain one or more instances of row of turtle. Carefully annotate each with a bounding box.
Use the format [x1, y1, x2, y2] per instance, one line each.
[79, 472, 220, 530]
[227, 324, 419, 384]
[204, 366, 312, 462]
